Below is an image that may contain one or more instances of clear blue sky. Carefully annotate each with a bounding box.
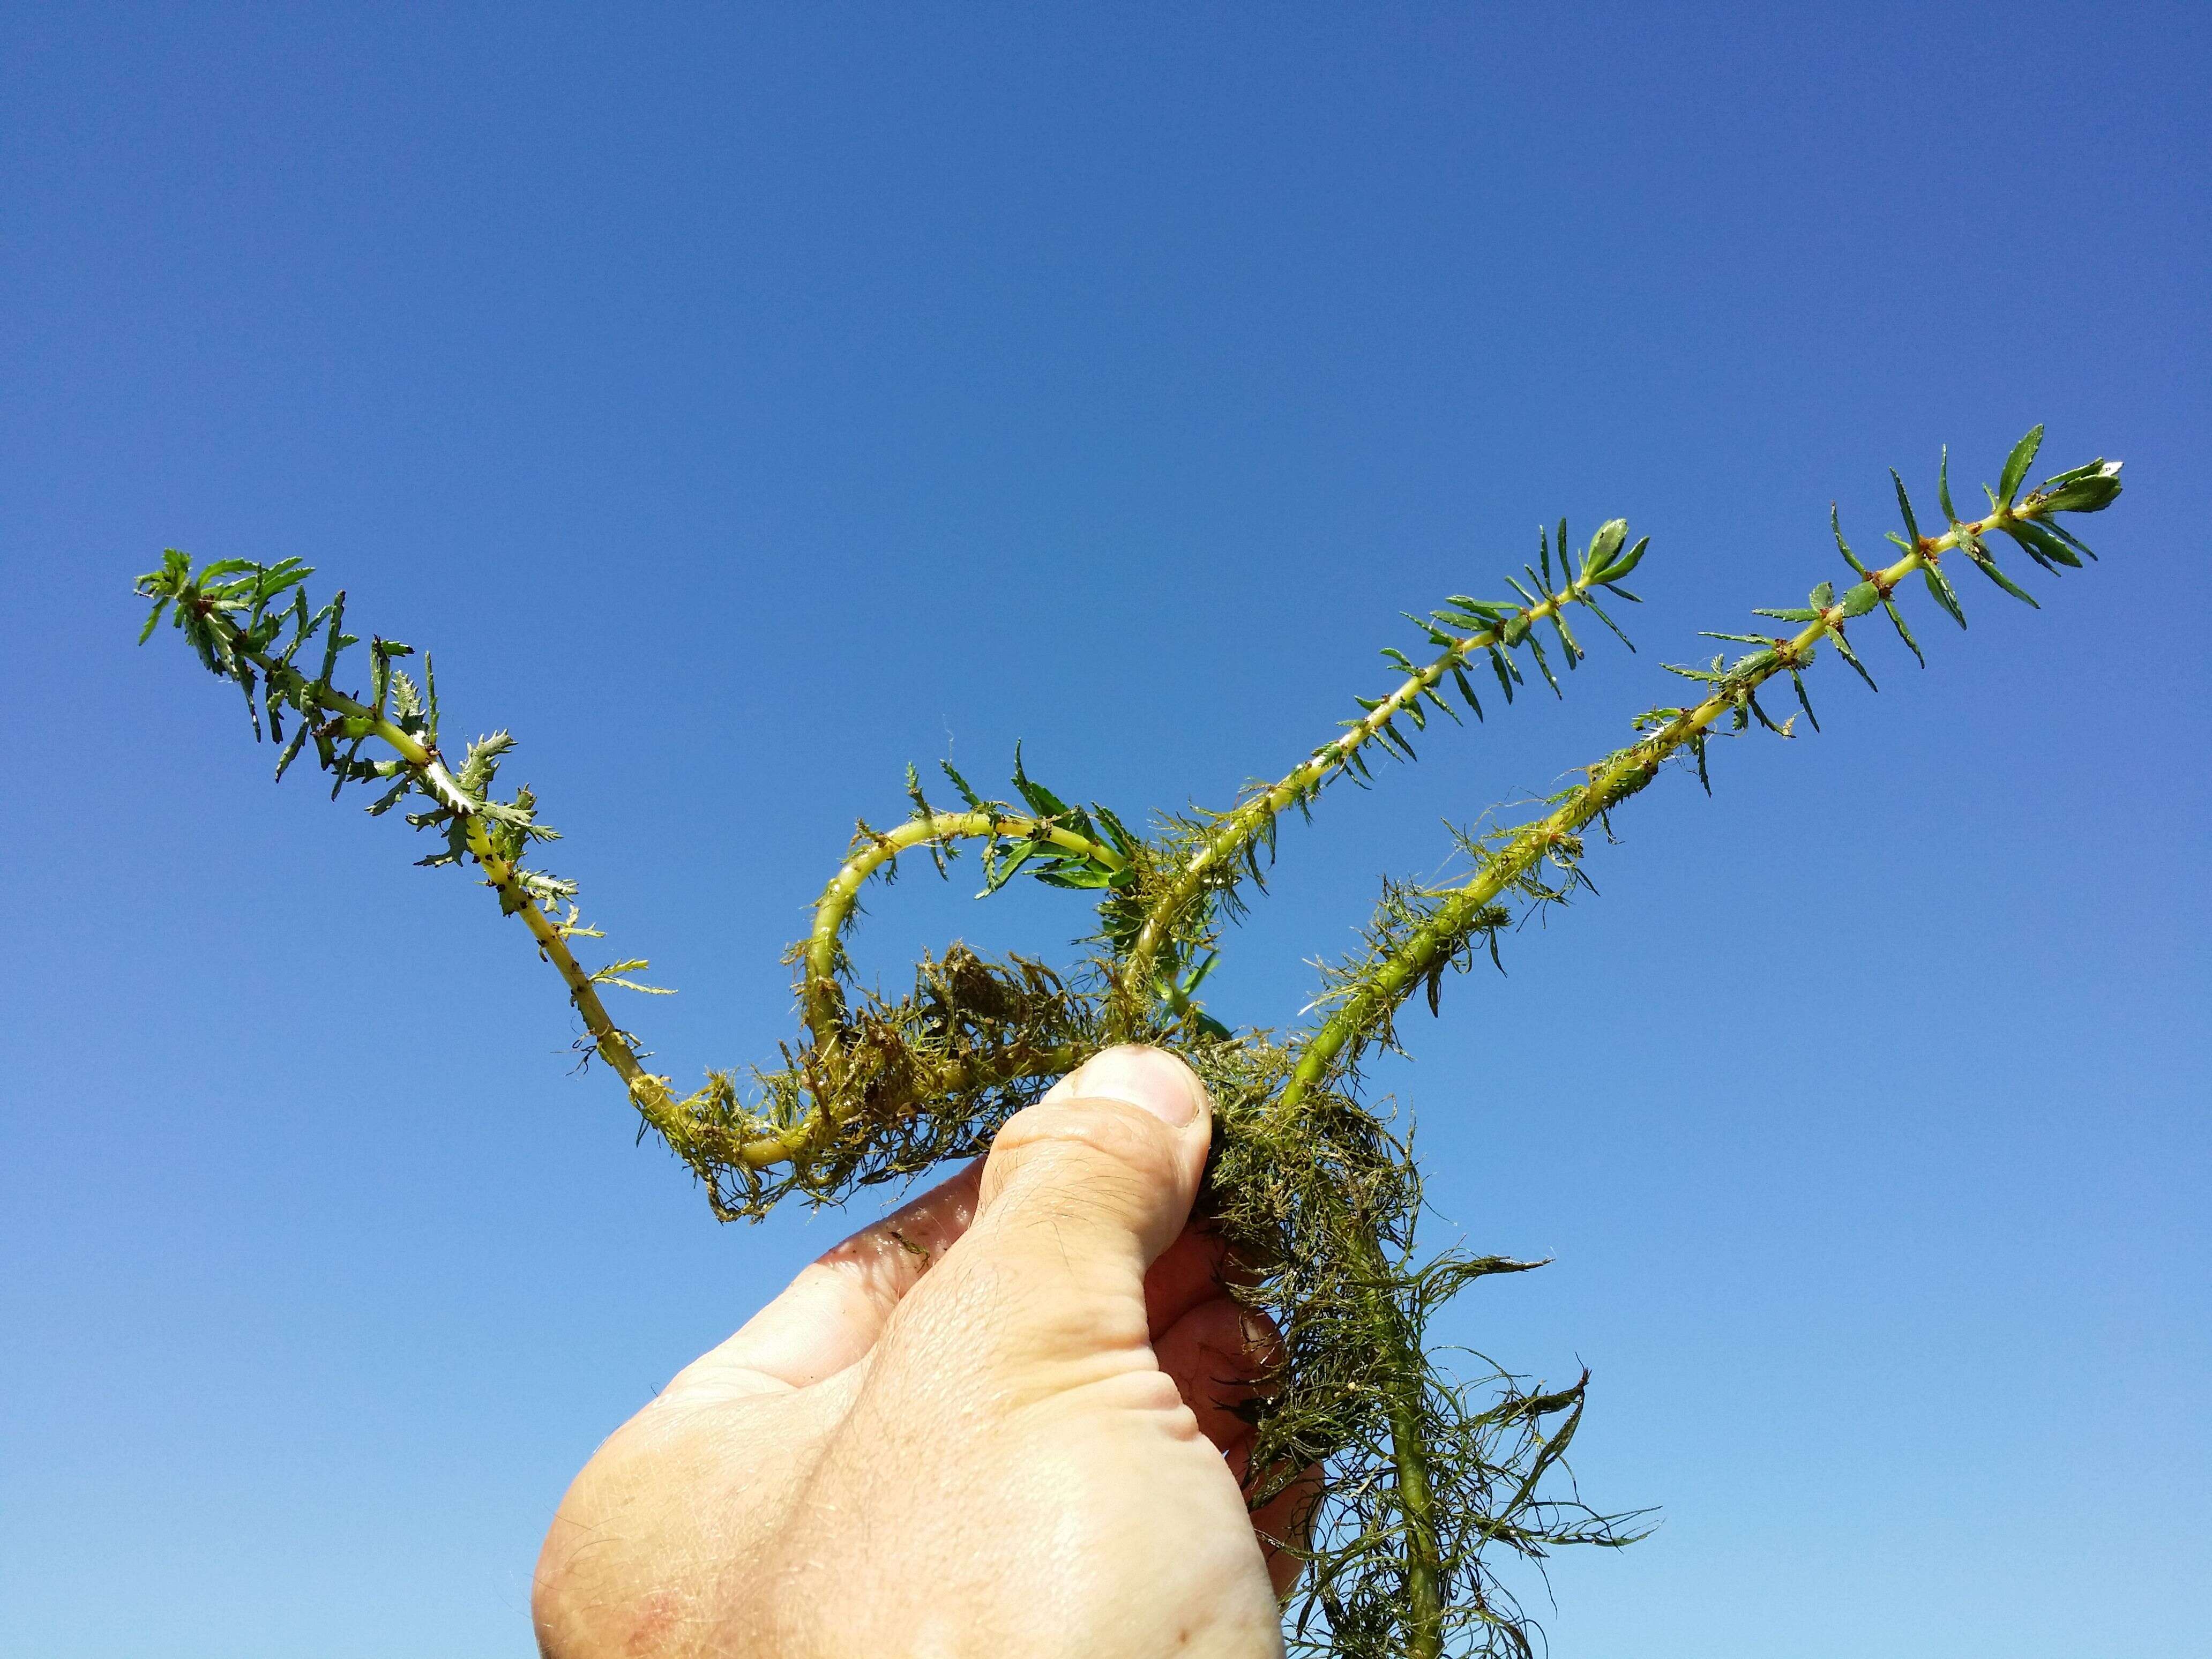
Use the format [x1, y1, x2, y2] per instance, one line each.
[4, 5, 2206, 1654]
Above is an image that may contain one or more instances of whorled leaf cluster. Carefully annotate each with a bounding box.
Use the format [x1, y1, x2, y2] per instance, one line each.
[137, 426, 2123, 1658]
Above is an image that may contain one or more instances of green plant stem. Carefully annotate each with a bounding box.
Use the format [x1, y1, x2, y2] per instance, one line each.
[215, 623, 671, 1103]
[1275, 498, 2043, 1658]
[1114, 563, 1617, 1027]
[802, 811, 1126, 1044]
[718, 1040, 1089, 1172]
[1276, 500, 2040, 1121]
[1354, 1228, 1445, 1659]
[217, 611, 1108, 1178]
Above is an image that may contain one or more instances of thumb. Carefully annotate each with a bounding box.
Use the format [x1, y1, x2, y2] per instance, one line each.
[978, 1044, 1212, 1268]
[895, 1046, 1210, 1377]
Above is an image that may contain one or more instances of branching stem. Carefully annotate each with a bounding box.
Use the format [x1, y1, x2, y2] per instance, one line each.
[1276, 499, 2043, 1119]
[141, 428, 2125, 1659]
[213, 611, 1107, 1178]
[1279, 495, 2072, 1655]
[1115, 561, 1619, 1026]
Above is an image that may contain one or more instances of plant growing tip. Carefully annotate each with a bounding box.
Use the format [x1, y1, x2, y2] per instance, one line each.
[136, 422, 2126, 1659]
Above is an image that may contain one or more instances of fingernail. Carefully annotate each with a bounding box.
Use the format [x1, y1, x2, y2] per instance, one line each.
[1064, 1044, 1203, 1127]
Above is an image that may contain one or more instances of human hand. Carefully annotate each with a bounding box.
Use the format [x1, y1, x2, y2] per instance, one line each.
[532, 1044, 1311, 1658]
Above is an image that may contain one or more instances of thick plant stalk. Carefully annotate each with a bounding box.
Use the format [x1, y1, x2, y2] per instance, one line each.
[1362, 1233, 1446, 1659]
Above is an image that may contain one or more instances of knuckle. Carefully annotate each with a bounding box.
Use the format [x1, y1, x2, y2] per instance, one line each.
[989, 1094, 1182, 1191]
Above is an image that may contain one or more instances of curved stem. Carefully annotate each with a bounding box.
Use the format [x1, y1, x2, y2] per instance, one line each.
[1115, 562, 1618, 1025]
[1277, 500, 2036, 1118]
[802, 810, 1125, 1046]
[224, 613, 1110, 1180]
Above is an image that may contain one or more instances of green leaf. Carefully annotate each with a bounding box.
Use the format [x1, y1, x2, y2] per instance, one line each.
[1594, 533, 1647, 584]
[317, 591, 348, 688]
[272, 721, 311, 781]
[366, 776, 413, 816]
[1884, 596, 1925, 666]
[1962, 546, 2039, 607]
[1922, 562, 1967, 629]
[237, 662, 263, 739]
[1445, 595, 1515, 621]
[592, 958, 676, 996]
[1032, 862, 1117, 890]
[1828, 627, 1878, 692]
[978, 840, 1041, 896]
[1189, 1010, 1233, 1041]
[1741, 686, 1784, 734]
[1790, 669, 1820, 732]
[938, 760, 982, 808]
[1010, 742, 1074, 821]
[1839, 581, 1880, 618]
[1578, 593, 1635, 652]
[1525, 633, 1561, 697]
[137, 595, 170, 643]
[1998, 424, 2044, 506]
[1550, 610, 1582, 665]
[1449, 664, 1485, 720]
[1092, 802, 1140, 857]
[2001, 520, 2080, 571]
[1582, 518, 1627, 581]
[457, 731, 513, 795]
[1810, 580, 1834, 609]
[1937, 446, 1957, 522]
[256, 562, 312, 606]
[1831, 504, 1869, 576]
[2035, 460, 2124, 514]
[2040, 517, 2100, 562]
[1891, 469, 1924, 548]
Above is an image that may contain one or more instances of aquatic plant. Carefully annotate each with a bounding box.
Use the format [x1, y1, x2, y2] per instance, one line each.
[137, 426, 2123, 1656]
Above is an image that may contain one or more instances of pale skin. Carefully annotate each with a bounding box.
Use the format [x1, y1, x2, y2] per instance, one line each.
[533, 1045, 1314, 1658]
